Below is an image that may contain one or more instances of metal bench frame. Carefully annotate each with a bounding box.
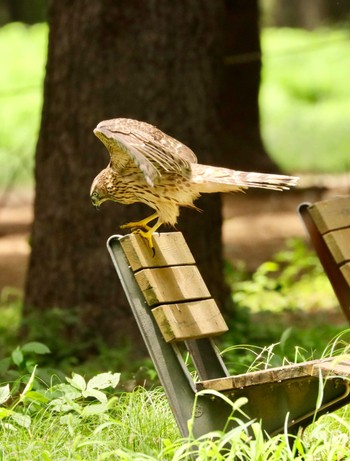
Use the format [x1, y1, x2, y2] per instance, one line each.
[107, 232, 350, 439]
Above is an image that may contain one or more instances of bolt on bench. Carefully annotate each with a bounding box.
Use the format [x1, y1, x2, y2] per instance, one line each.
[107, 231, 350, 439]
[299, 195, 350, 324]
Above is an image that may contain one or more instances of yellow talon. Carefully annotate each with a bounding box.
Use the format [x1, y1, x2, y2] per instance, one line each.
[136, 229, 156, 253]
[121, 223, 151, 232]
[120, 213, 158, 232]
[120, 212, 163, 254]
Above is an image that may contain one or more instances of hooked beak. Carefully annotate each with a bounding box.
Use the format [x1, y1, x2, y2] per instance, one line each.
[91, 196, 101, 210]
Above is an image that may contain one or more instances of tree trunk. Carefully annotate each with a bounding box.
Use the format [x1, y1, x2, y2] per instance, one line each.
[219, 0, 279, 173]
[24, 0, 228, 353]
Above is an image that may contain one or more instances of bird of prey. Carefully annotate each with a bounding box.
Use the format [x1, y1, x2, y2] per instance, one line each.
[90, 118, 298, 248]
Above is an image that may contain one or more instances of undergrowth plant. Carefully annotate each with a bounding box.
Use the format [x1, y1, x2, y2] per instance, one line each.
[227, 238, 336, 314]
[0, 361, 178, 460]
[1, 358, 350, 460]
[0, 314, 350, 460]
[223, 238, 349, 373]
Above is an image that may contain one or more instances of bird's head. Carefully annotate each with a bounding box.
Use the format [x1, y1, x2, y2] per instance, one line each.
[90, 170, 109, 210]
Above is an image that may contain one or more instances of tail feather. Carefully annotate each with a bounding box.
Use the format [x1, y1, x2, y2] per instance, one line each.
[191, 164, 298, 193]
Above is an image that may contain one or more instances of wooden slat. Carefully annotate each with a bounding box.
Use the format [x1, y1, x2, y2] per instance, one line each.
[340, 263, 350, 285]
[323, 228, 350, 264]
[135, 266, 211, 306]
[120, 232, 195, 271]
[308, 356, 350, 378]
[197, 362, 321, 392]
[152, 299, 228, 342]
[309, 196, 350, 234]
[197, 358, 350, 392]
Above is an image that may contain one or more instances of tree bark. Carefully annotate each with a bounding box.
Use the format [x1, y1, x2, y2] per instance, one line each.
[219, 0, 279, 173]
[24, 0, 228, 352]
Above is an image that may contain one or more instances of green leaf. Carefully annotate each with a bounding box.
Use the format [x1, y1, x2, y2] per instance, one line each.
[49, 399, 76, 413]
[21, 342, 51, 355]
[11, 412, 31, 429]
[53, 383, 81, 400]
[11, 347, 23, 366]
[87, 372, 121, 391]
[20, 364, 37, 402]
[0, 407, 12, 419]
[66, 373, 86, 392]
[0, 384, 10, 405]
[25, 390, 49, 404]
[81, 402, 109, 417]
[82, 389, 107, 403]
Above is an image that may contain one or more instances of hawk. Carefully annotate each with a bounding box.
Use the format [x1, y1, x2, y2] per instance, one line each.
[90, 118, 298, 248]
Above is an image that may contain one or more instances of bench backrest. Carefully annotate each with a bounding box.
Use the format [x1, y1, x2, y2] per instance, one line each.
[108, 232, 230, 382]
[119, 232, 228, 342]
[299, 195, 350, 322]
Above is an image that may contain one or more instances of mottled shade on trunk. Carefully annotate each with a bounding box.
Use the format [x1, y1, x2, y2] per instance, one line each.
[24, 1, 232, 350]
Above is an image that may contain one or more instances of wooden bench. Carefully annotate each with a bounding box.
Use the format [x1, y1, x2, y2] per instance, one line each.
[107, 232, 350, 439]
[299, 195, 350, 324]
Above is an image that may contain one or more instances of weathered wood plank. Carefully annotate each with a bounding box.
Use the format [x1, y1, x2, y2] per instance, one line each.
[135, 266, 211, 306]
[152, 299, 228, 342]
[197, 358, 350, 392]
[197, 362, 320, 392]
[307, 356, 350, 378]
[340, 263, 350, 285]
[120, 232, 195, 271]
[309, 196, 350, 234]
[323, 228, 350, 264]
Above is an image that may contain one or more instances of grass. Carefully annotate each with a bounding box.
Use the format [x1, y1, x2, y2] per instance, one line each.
[1, 24, 350, 187]
[1, 355, 350, 459]
[0, 376, 179, 460]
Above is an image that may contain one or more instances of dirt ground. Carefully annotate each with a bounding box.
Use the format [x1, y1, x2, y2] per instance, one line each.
[0, 177, 349, 295]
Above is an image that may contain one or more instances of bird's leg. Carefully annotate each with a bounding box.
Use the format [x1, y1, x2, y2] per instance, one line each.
[137, 219, 163, 253]
[120, 213, 159, 232]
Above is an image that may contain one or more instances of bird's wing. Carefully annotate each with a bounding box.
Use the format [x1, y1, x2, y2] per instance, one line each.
[94, 118, 197, 186]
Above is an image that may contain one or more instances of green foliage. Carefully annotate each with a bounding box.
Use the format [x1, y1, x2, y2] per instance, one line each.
[0, 289, 22, 352]
[261, 28, 350, 172]
[1, 359, 350, 459]
[0, 362, 178, 460]
[229, 238, 335, 313]
[0, 22, 47, 186]
[223, 238, 349, 372]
